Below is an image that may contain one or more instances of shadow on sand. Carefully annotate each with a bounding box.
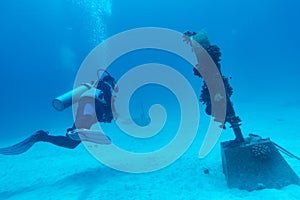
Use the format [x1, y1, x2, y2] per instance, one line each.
[0, 166, 122, 200]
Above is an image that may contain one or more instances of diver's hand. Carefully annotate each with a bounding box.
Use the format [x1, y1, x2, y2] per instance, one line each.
[183, 34, 193, 47]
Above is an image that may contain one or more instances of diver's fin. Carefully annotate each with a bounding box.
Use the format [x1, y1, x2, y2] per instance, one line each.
[0, 130, 48, 155]
[0, 136, 36, 155]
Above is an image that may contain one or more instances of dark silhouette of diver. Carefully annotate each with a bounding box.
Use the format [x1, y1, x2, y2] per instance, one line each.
[0, 70, 117, 155]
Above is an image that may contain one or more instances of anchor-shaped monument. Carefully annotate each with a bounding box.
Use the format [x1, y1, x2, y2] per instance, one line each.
[185, 30, 300, 191]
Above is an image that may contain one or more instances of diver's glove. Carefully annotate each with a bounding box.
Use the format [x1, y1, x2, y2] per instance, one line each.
[184, 30, 197, 37]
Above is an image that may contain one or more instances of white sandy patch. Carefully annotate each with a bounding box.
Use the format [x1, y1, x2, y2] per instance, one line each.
[0, 102, 299, 200]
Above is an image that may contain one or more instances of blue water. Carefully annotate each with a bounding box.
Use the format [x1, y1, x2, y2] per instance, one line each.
[1, 0, 299, 140]
[0, 0, 300, 199]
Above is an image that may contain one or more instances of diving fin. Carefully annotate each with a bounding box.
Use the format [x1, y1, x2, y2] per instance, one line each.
[0, 130, 49, 155]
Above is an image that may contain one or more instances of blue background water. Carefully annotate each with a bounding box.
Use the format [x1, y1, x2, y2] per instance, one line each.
[0, 0, 299, 143]
[0, 1, 300, 200]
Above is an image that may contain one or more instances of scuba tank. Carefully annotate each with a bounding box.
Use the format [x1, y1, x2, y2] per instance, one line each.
[52, 69, 117, 112]
[52, 83, 93, 111]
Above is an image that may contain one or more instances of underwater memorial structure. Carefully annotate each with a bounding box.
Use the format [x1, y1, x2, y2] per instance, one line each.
[186, 31, 300, 191]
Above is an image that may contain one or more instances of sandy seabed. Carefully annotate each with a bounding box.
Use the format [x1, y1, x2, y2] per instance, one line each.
[0, 102, 299, 200]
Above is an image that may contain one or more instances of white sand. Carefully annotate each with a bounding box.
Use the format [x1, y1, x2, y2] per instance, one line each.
[0, 102, 299, 200]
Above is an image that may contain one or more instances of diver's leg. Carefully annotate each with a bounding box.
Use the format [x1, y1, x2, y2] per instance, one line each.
[34, 110, 95, 150]
[74, 103, 97, 129]
[40, 135, 81, 149]
[36, 101, 97, 149]
[0, 130, 80, 155]
[38, 102, 97, 149]
[34, 130, 81, 149]
[36, 106, 96, 149]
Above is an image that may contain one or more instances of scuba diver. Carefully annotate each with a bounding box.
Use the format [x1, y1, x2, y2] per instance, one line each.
[0, 69, 117, 155]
